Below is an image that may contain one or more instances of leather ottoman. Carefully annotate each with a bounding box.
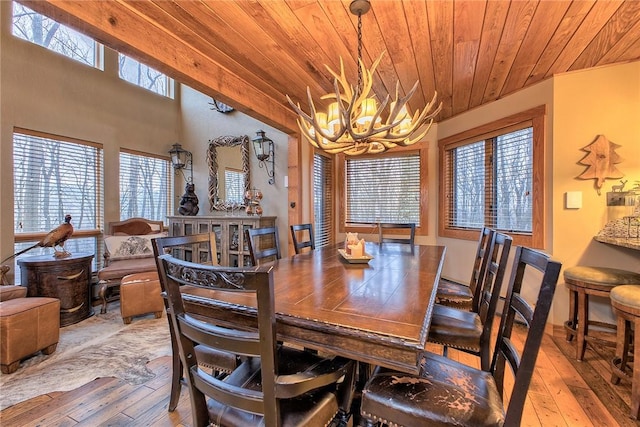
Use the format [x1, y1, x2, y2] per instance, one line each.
[0, 296, 60, 374]
[120, 271, 164, 324]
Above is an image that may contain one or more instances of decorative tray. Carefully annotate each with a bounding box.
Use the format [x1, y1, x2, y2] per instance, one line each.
[338, 248, 374, 264]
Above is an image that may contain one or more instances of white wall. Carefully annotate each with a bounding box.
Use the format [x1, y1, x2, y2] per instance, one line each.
[180, 86, 289, 255]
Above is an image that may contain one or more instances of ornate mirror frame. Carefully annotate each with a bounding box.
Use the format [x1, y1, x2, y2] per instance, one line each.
[207, 135, 251, 211]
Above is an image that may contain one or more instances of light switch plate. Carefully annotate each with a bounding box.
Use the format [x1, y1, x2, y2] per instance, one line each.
[566, 191, 582, 209]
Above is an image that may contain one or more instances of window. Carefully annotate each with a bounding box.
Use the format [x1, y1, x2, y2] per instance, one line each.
[225, 169, 245, 204]
[119, 150, 173, 222]
[345, 153, 421, 224]
[439, 106, 546, 247]
[313, 153, 333, 248]
[12, 129, 104, 283]
[12, 2, 101, 68]
[119, 53, 172, 97]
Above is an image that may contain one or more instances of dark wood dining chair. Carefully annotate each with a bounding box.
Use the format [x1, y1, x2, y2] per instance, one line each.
[246, 226, 281, 265]
[427, 231, 512, 370]
[290, 223, 315, 254]
[377, 222, 416, 250]
[436, 226, 494, 310]
[156, 253, 356, 427]
[360, 246, 562, 427]
[152, 233, 240, 412]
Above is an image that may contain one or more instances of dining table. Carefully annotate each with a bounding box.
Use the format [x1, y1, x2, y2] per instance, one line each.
[183, 241, 446, 375]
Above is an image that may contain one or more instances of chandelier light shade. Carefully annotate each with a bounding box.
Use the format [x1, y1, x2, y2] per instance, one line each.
[286, 0, 442, 156]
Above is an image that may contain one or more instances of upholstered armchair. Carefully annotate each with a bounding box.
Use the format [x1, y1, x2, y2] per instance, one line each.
[97, 218, 166, 313]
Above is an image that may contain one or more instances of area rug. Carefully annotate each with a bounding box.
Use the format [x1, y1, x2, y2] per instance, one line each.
[0, 304, 172, 410]
[550, 330, 636, 427]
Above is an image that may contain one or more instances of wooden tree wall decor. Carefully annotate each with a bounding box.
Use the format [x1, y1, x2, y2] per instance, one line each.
[577, 134, 624, 195]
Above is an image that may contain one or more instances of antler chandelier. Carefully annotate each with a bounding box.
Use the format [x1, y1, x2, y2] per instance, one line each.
[287, 0, 442, 156]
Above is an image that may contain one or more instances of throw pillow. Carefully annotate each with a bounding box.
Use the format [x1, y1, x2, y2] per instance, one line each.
[104, 232, 167, 261]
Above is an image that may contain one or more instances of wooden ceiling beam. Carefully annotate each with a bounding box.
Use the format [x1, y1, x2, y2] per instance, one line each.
[22, 0, 299, 134]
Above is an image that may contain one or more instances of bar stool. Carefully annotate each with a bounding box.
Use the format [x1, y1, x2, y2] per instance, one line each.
[610, 284, 640, 420]
[564, 266, 640, 361]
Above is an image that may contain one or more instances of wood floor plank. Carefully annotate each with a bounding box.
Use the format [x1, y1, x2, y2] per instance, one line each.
[544, 330, 590, 389]
[0, 377, 119, 426]
[527, 392, 569, 427]
[1, 327, 635, 427]
[530, 340, 594, 426]
[570, 385, 625, 427]
[0, 394, 53, 422]
[72, 383, 153, 425]
[551, 329, 633, 427]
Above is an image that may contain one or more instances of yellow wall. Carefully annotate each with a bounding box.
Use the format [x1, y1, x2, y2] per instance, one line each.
[436, 62, 640, 326]
[552, 62, 640, 325]
[437, 77, 555, 317]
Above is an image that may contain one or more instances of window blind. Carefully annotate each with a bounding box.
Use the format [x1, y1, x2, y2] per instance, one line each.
[13, 130, 104, 282]
[346, 154, 420, 224]
[444, 126, 533, 233]
[225, 168, 245, 204]
[119, 149, 172, 222]
[313, 153, 333, 248]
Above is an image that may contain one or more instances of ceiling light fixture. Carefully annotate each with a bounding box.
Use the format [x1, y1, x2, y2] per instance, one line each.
[286, 0, 442, 156]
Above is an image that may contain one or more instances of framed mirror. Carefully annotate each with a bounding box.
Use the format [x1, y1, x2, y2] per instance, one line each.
[207, 135, 251, 211]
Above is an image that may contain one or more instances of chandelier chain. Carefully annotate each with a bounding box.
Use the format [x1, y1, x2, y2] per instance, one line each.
[357, 12, 363, 95]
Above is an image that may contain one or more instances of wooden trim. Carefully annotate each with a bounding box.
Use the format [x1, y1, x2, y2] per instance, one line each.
[13, 127, 103, 149]
[20, 1, 298, 134]
[120, 147, 170, 161]
[14, 229, 102, 243]
[287, 135, 301, 254]
[438, 105, 547, 248]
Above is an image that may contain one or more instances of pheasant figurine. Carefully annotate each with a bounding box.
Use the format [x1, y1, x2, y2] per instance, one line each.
[1, 214, 74, 263]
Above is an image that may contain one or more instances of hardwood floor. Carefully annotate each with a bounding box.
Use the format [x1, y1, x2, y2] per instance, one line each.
[0, 325, 636, 426]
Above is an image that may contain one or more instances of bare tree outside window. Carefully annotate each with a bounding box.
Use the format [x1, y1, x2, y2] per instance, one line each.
[120, 151, 172, 222]
[448, 127, 533, 233]
[119, 54, 171, 97]
[12, 3, 98, 67]
[12, 132, 104, 282]
[346, 154, 420, 224]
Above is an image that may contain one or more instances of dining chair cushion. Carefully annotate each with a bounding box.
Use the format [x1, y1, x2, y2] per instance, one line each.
[427, 304, 482, 352]
[203, 346, 343, 427]
[361, 352, 504, 427]
[194, 344, 240, 375]
[435, 278, 473, 308]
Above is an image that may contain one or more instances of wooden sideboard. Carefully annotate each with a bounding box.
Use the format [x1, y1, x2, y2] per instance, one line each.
[18, 252, 94, 327]
[168, 215, 276, 267]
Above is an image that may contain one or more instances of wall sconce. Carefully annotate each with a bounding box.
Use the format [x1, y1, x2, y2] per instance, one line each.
[169, 143, 193, 183]
[252, 130, 275, 185]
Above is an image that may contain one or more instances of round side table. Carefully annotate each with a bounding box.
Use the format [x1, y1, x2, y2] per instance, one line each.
[18, 252, 95, 327]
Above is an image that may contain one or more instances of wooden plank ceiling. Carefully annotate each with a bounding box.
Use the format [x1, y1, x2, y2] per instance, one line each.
[21, 0, 640, 134]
